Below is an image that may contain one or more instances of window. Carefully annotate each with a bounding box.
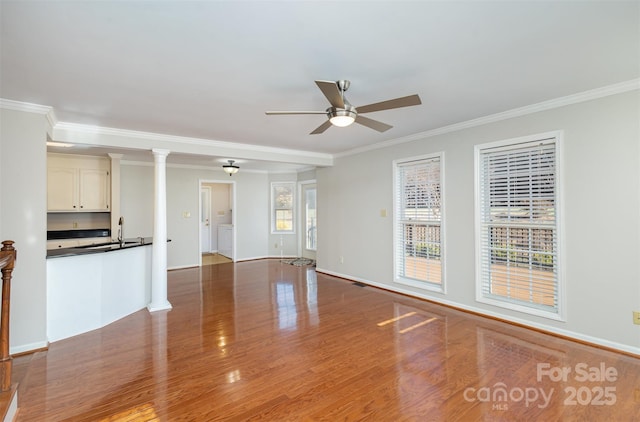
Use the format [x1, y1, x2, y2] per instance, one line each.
[394, 153, 444, 291]
[475, 132, 562, 319]
[271, 182, 295, 233]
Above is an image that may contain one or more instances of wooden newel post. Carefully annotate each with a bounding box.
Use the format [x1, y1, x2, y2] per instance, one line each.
[0, 240, 16, 392]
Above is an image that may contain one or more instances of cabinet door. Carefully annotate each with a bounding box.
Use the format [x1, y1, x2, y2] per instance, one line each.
[48, 167, 78, 211]
[79, 169, 110, 211]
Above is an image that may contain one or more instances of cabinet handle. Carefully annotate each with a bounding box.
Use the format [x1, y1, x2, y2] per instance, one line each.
[80, 205, 83, 208]
[73, 205, 76, 208]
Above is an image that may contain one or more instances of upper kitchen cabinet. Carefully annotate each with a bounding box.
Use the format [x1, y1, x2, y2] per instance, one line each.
[48, 153, 111, 212]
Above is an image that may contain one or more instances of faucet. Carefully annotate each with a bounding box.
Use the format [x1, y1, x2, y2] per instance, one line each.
[118, 216, 124, 247]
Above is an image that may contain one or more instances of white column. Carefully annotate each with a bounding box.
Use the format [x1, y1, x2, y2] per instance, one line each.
[148, 148, 172, 312]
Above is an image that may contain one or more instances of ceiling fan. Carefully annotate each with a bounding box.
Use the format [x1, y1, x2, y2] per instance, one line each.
[265, 80, 422, 135]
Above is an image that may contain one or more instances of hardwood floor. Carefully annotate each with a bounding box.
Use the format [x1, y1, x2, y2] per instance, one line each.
[14, 260, 640, 420]
[202, 253, 233, 265]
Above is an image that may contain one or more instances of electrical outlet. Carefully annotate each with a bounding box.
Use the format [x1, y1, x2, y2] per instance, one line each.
[633, 311, 640, 325]
[274, 243, 278, 248]
[340, 256, 344, 264]
[73, 222, 78, 228]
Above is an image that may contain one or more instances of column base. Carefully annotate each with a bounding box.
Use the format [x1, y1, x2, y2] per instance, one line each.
[147, 301, 172, 312]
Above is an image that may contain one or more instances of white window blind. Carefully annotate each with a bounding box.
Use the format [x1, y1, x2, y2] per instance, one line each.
[476, 136, 560, 316]
[394, 154, 443, 289]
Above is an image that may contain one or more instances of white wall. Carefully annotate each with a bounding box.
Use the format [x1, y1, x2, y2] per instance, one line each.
[316, 90, 640, 354]
[0, 109, 49, 353]
[120, 164, 154, 238]
[121, 163, 269, 267]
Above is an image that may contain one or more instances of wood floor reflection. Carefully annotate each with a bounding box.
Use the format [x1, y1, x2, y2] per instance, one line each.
[15, 260, 640, 420]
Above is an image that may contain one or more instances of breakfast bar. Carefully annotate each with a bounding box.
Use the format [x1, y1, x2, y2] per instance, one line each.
[46, 239, 154, 342]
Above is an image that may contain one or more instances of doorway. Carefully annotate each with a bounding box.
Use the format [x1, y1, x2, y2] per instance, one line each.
[300, 182, 317, 260]
[199, 180, 235, 265]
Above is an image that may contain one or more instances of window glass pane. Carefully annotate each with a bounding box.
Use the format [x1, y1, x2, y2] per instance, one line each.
[274, 185, 293, 208]
[401, 223, 441, 284]
[305, 188, 317, 250]
[275, 210, 293, 231]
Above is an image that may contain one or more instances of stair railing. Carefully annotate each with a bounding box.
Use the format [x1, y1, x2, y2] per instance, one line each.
[0, 240, 16, 392]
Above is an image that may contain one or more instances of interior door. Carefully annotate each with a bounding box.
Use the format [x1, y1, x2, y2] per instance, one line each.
[200, 186, 211, 253]
[301, 183, 317, 260]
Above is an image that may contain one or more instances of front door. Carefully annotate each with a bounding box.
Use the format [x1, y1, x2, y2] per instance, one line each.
[301, 183, 317, 260]
[200, 186, 211, 253]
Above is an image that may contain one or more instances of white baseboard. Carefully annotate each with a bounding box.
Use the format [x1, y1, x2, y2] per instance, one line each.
[236, 255, 269, 262]
[168, 264, 199, 270]
[10, 340, 48, 355]
[315, 267, 640, 357]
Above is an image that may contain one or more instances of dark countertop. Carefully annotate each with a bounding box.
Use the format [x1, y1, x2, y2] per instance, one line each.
[47, 237, 154, 259]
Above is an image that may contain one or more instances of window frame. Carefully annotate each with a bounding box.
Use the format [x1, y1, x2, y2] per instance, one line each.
[474, 131, 565, 321]
[271, 182, 296, 234]
[393, 152, 446, 293]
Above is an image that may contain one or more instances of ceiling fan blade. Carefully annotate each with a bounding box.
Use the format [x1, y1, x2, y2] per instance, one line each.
[315, 80, 345, 109]
[265, 111, 326, 115]
[355, 115, 393, 132]
[356, 94, 422, 114]
[310, 120, 333, 135]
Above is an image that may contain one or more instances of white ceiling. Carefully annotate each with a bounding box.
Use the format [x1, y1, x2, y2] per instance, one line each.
[1, 1, 638, 171]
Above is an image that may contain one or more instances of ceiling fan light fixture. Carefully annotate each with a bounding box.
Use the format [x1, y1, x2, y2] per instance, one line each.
[223, 159, 239, 176]
[328, 107, 357, 127]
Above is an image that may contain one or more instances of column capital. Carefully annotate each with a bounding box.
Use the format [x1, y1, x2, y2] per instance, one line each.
[152, 148, 171, 158]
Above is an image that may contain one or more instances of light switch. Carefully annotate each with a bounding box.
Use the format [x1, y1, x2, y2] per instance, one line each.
[380, 209, 387, 217]
[183, 211, 191, 218]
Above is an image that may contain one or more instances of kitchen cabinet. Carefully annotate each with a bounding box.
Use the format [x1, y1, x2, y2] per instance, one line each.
[47, 154, 110, 212]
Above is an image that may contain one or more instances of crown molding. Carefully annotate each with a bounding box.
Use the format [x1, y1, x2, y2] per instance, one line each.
[54, 121, 332, 162]
[0, 98, 58, 128]
[0, 98, 51, 114]
[295, 165, 317, 174]
[336, 78, 640, 158]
